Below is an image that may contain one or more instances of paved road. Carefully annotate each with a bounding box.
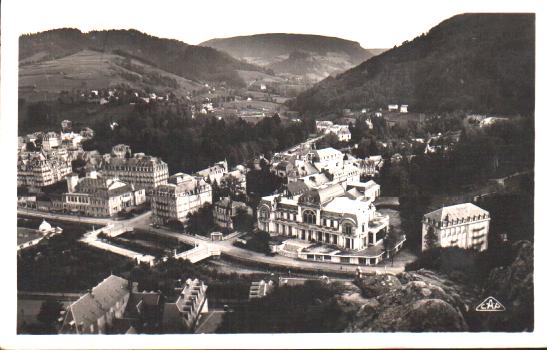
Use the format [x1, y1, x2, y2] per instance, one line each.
[132, 219, 404, 275]
[19, 208, 406, 275]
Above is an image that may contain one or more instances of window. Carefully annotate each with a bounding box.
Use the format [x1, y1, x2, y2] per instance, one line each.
[344, 224, 353, 235]
[260, 209, 269, 219]
[303, 210, 316, 225]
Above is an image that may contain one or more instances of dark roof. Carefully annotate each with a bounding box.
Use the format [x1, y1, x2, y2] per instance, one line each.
[287, 181, 309, 196]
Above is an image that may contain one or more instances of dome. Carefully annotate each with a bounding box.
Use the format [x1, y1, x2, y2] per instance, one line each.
[38, 220, 52, 232]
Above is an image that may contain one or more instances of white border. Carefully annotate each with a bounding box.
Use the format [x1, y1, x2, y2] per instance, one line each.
[1, 0, 546, 348]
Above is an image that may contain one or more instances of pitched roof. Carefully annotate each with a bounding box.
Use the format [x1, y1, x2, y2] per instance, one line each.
[65, 275, 129, 333]
[424, 203, 489, 222]
[287, 181, 309, 196]
[299, 183, 346, 206]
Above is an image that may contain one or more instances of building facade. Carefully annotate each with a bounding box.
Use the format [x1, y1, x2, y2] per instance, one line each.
[151, 173, 212, 225]
[422, 203, 490, 251]
[195, 160, 228, 184]
[100, 148, 169, 193]
[17, 152, 72, 190]
[61, 275, 131, 334]
[213, 197, 251, 229]
[258, 182, 389, 251]
[162, 278, 208, 332]
[62, 174, 146, 217]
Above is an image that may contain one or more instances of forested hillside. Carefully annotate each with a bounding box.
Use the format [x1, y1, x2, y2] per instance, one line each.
[20, 28, 263, 87]
[293, 14, 535, 116]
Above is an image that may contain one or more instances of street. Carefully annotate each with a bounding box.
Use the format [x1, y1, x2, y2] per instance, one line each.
[18, 208, 408, 275]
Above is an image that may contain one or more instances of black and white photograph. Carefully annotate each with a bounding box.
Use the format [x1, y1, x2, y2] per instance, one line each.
[1, 0, 545, 348]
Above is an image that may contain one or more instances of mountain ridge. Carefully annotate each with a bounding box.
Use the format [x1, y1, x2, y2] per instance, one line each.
[200, 33, 374, 81]
[20, 28, 264, 87]
[293, 13, 535, 116]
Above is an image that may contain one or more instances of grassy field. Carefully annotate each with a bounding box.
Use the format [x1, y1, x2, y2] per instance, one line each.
[19, 49, 204, 101]
[236, 70, 285, 85]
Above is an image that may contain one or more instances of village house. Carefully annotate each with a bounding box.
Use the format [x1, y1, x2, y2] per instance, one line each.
[60, 275, 194, 334]
[315, 121, 352, 142]
[213, 197, 252, 230]
[422, 203, 490, 252]
[195, 160, 228, 185]
[60, 275, 133, 334]
[151, 173, 212, 225]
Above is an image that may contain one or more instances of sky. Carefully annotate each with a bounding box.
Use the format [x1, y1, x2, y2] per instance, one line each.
[7, 0, 542, 48]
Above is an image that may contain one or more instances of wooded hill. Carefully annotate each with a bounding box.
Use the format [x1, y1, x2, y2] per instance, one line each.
[293, 13, 535, 116]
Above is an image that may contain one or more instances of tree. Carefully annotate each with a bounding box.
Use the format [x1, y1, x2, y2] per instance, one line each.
[36, 300, 63, 334]
[233, 207, 254, 233]
[382, 229, 400, 266]
[220, 174, 242, 200]
[424, 226, 438, 250]
[245, 230, 271, 254]
[186, 203, 215, 236]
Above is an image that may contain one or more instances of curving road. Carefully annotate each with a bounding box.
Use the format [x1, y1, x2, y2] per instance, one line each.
[18, 208, 406, 275]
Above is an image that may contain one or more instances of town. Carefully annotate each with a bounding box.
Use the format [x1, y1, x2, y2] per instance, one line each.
[17, 98, 531, 334]
[14, 11, 535, 338]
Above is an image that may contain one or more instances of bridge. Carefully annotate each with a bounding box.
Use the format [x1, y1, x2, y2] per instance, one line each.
[172, 243, 221, 263]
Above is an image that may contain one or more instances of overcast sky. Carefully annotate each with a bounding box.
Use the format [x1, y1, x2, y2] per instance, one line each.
[8, 0, 541, 48]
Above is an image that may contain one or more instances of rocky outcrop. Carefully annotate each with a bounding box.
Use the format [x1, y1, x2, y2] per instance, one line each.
[346, 271, 471, 332]
[474, 241, 534, 331]
[354, 274, 402, 298]
[342, 240, 533, 332]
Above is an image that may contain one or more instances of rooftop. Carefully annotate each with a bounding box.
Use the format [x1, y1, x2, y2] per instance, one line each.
[424, 203, 489, 222]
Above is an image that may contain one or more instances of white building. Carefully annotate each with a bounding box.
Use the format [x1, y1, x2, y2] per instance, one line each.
[162, 278, 208, 332]
[17, 152, 72, 190]
[151, 173, 212, 225]
[311, 147, 344, 172]
[61, 275, 131, 334]
[315, 120, 334, 133]
[42, 132, 60, 150]
[100, 147, 169, 193]
[62, 174, 146, 217]
[347, 180, 381, 202]
[258, 182, 389, 251]
[195, 160, 228, 184]
[315, 122, 352, 142]
[422, 203, 490, 251]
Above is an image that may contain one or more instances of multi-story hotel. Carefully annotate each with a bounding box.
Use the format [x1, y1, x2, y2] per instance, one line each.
[17, 152, 72, 190]
[100, 145, 169, 193]
[62, 173, 146, 217]
[258, 182, 389, 251]
[422, 203, 490, 251]
[150, 173, 212, 225]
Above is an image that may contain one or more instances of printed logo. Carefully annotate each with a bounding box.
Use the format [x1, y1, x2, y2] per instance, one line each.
[475, 296, 506, 312]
